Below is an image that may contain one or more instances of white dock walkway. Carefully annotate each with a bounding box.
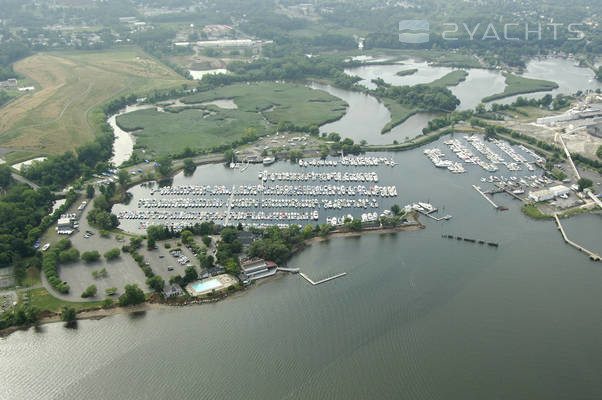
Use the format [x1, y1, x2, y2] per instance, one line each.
[553, 213, 600, 261]
[300, 272, 347, 286]
[472, 185, 499, 209]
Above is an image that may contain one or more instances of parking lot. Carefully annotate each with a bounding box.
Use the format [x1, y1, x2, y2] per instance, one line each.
[42, 196, 148, 301]
[139, 240, 200, 283]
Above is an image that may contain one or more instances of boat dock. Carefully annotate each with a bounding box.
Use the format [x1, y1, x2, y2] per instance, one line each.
[553, 213, 600, 261]
[277, 267, 300, 273]
[300, 272, 347, 286]
[223, 185, 236, 226]
[472, 185, 506, 210]
[421, 212, 453, 221]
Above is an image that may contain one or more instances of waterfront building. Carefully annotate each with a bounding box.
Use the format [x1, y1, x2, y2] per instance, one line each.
[240, 259, 278, 281]
[164, 284, 184, 298]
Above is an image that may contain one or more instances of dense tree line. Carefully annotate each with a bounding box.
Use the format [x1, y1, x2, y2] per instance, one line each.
[0, 40, 31, 80]
[87, 194, 119, 231]
[215, 227, 243, 273]
[42, 238, 76, 293]
[0, 303, 39, 330]
[370, 83, 460, 112]
[0, 184, 55, 268]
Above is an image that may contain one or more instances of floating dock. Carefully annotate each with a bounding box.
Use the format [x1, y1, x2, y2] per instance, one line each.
[277, 267, 300, 274]
[300, 272, 347, 286]
[553, 213, 600, 261]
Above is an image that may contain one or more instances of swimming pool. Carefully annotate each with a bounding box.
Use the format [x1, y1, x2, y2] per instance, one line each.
[192, 279, 222, 293]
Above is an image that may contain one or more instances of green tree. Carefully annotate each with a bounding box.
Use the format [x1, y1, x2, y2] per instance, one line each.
[104, 248, 121, 260]
[118, 284, 146, 306]
[102, 298, 114, 308]
[86, 184, 95, 199]
[81, 250, 101, 263]
[180, 230, 194, 244]
[183, 158, 196, 174]
[202, 235, 212, 247]
[59, 248, 79, 263]
[155, 155, 172, 176]
[577, 178, 593, 191]
[224, 149, 237, 164]
[105, 287, 117, 295]
[61, 306, 76, 322]
[183, 265, 198, 283]
[118, 169, 130, 187]
[391, 204, 401, 216]
[146, 275, 165, 292]
[81, 285, 97, 298]
[597, 145, 602, 160]
[0, 165, 12, 189]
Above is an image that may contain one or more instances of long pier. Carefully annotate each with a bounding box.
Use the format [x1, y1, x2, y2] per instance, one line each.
[300, 272, 347, 286]
[556, 133, 581, 180]
[223, 185, 236, 226]
[553, 213, 600, 261]
[277, 267, 300, 273]
[472, 185, 500, 209]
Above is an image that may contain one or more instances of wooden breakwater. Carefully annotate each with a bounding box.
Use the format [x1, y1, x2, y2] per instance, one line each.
[442, 234, 499, 247]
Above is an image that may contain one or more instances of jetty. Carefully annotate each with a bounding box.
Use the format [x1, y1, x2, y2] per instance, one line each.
[472, 185, 506, 210]
[442, 234, 499, 247]
[300, 272, 347, 286]
[553, 213, 600, 261]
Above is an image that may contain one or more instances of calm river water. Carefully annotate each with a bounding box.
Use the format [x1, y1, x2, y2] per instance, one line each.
[3, 134, 602, 399]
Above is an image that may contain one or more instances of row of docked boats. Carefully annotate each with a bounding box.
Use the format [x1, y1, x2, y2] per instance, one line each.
[424, 148, 466, 174]
[119, 210, 320, 222]
[258, 171, 379, 182]
[298, 156, 397, 168]
[138, 221, 293, 231]
[138, 198, 225, 208]
[258, 184, 397, 197]
[479, 174, 553, 191]
[151, 185, 232, 196]
[229, 197, 380, 209]
[444, 138, 498, 172]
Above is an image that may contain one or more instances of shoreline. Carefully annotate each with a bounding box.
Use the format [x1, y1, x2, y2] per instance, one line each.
[1, 220, 424, 337]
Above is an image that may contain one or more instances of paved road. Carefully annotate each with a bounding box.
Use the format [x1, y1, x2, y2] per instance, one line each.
[11, 172, 40, 190]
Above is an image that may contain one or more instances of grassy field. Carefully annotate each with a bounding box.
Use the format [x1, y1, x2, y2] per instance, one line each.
[380, 99, 418, 133]
[521, 204, 553, 220]
[482, 73, 558, 103]
[181, 82, 347, 125]
[25, 287, 105, 313]
[117, 82, 347, 156]
[0, 47, 187, 154]
[426, 70, 469, 87]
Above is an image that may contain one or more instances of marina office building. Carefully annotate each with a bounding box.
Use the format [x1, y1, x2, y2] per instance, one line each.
[528, 185, 571, 202]
[240, 259, 278, 282]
